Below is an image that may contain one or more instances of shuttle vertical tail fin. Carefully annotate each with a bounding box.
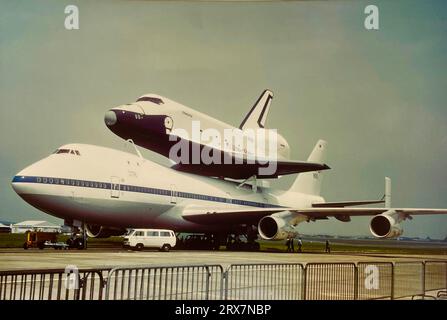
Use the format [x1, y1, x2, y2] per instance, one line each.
[289, 140, 327, 195]
[239, 90, 273, 130]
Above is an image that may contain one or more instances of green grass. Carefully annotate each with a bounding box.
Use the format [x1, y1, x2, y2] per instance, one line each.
[0, 233, 26, 248]
[258, 240, 447, 255]
[0, 233, 123, 249]
[0, 233, 445, 255]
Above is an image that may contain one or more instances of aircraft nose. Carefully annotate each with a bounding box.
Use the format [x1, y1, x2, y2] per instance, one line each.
[104, 110, 117, 126]
[11, 158, 51, 197]
[11, 173, 29, 195]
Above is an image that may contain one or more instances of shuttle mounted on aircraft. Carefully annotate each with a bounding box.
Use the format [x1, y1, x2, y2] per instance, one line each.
[104, 90, 330, 179]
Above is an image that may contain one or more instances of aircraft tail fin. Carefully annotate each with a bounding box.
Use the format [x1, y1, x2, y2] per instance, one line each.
[239, 89, 273, 130]
[385, 177, 391, 208]
[289, 140, 328, 195]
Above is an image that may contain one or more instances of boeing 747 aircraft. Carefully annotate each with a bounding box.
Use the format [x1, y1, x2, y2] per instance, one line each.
[11, 140, 447, 249]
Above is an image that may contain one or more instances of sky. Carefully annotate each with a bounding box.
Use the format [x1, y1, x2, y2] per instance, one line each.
[1, 0, 446, 238]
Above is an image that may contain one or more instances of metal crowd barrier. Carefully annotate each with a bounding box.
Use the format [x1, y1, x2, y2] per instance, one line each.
[425, 261, 447, 293]
[104, 264, 223, 300]
[393, 262, 424, 299]
[224, 263, 304, 300]
[304, 263, 356, 300]
[357, 262, 393, 300]
[0, 268, 108, 300]
[0, 260, 446, 300]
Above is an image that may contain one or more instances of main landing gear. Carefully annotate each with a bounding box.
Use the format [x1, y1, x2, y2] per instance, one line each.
[221, 226, 261, 251]
[176, 226, 260, 251]
[225, 231, 260, 251]
[65, 223, 88, 250]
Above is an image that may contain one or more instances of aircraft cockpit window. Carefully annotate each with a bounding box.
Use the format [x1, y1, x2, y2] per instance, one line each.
[55, 149, 70, 154]
[54, 149, 81, 156]
[136, 96, 164, 105]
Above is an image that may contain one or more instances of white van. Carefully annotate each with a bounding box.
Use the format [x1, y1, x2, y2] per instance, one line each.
[123, 229, 176, 252]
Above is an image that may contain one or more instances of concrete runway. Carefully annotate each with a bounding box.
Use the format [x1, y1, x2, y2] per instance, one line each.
[0, 248, 446, 270]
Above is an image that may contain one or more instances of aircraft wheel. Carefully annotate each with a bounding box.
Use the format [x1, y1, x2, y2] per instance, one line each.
[75, 238, 85, 250]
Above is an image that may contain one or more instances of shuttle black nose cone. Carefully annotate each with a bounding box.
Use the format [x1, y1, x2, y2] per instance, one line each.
[105, 110, 117, 126]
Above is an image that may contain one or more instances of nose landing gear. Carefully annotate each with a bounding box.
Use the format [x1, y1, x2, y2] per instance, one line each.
[65, 222, 88, 250]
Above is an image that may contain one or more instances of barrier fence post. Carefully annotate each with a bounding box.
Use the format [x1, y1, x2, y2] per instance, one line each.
[354, 265, 359, 300]
[422, 262, 426, 296]
[391, 263, 395, 300]
[302, 265, 307, 300]
[205, 266, 210, 300]
[223, 270, 228, 300]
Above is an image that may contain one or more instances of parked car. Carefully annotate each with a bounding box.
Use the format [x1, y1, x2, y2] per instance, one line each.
[123, 229, 176, 251]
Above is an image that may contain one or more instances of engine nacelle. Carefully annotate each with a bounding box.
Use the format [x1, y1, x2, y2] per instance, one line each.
[85, 224, 126, 238]
[369, 210, 404, 239]
[258, 215, 298, 240]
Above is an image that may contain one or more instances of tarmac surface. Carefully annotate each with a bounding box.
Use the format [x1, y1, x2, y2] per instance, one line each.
[0, 248, 446, 270]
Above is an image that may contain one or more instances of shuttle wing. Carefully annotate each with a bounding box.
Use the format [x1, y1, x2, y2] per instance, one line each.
[172, 159, 330, 179]
[182, 206, 447, 225]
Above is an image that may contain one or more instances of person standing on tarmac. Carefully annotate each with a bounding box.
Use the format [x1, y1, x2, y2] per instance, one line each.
[325, 240, 331, 253]
[297, 238, 303, 253]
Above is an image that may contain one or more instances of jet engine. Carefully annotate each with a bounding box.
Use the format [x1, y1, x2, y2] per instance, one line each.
[258, 215, 298, 240]
[85, 224, 127, 238]
[369, 210, 404, 239]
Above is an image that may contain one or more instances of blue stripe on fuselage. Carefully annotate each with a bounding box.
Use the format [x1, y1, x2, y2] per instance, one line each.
[12, 175, 283, 209]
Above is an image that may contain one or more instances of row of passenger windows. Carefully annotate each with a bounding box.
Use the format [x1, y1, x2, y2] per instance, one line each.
[122, 185, 169, 195]
[53, 149, 81, 156]
[34, 177, 270, 208]
[36, 177, 109, 189]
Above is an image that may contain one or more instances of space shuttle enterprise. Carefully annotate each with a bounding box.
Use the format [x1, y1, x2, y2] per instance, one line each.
[11, 89, 447, 250]
[104, 90, 330, 179]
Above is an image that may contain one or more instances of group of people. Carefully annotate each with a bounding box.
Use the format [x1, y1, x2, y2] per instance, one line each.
[285, 237, 303, 253]
[285, 238, 332, 253]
